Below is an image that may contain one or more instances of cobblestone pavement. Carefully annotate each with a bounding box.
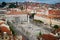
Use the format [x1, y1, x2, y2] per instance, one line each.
[13, 24, 29, 40]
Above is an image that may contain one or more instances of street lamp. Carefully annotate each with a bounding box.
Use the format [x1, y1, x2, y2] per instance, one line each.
[50, 16, 52, 27]
[49, 14, 52, 27]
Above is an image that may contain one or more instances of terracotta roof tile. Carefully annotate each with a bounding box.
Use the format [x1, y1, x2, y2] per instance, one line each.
[7, 10, 27, 15]
[49, 10, 60, 15]
[0, 26, 11, 34]
[0, 20, 5, 25]
[41, 34, 58, 40]
[56, 28, 60, 33]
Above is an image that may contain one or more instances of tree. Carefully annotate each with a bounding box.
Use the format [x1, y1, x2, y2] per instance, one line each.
[39, 32, 42, 36]
[20, 6, 24, 10]
[9, 3, 16, 8]
[53, 25, 59, 29]
[7, 21, 16, 36]
[37, 32, 42, 40]
[29, 13, 36, 19]
[0, 5, 2, 8]
[34, 20, 44, 23]
[2, 2, 6, 7]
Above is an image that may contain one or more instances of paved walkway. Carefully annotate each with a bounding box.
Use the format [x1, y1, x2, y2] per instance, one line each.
[12, 18, 52, 40]
[30, 19, 52, 32]
[13, 24, 29, 40]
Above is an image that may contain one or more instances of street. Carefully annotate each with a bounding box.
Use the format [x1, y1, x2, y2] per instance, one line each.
[13, 23, 29, 40]
[12, 18, 53, 40]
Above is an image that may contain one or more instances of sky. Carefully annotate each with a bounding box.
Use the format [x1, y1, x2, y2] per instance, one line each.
[0, 0, 60, 4]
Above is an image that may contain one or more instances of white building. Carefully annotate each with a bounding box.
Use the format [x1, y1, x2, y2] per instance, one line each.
[0, 10, 7, 19]
[6, 8, 29, 24]
[17, 23, 50, 40]
[34, 9, 60, 26]
[36, 9, 49, 15]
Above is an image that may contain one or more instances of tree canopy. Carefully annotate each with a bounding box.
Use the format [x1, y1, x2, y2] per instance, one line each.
[29, 13, 36, 19]
[1, 2, 7, 7]
[7, 21, 16, 35]
[20, 6, 24, 10]
[9, 3, 17, 8]
[53, 25, 59, 29]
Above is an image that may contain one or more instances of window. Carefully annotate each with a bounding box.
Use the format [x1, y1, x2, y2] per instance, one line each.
[15, 17, 20, 24]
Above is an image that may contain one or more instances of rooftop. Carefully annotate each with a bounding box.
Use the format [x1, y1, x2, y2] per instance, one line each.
[7, 9, 28, 15]
[41, 34, 58, 40]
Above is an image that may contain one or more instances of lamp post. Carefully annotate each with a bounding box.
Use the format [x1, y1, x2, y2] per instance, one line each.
[50, 17, 52, 27]
[49, 15, 52, 27]
[28, 14, 30, 23]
